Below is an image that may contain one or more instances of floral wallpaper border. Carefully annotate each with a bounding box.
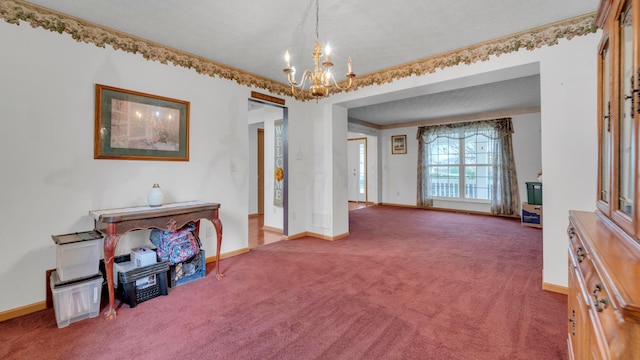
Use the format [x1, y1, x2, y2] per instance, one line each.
[1, 0, 597, 101]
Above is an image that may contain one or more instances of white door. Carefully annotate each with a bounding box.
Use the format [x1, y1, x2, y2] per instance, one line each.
[348, 138, 367, 203]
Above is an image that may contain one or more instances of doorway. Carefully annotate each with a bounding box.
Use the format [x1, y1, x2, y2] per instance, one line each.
[248, 99, 287, 247]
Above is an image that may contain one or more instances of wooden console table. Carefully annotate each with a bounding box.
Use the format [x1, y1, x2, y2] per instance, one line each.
[90, 200, 223, 320]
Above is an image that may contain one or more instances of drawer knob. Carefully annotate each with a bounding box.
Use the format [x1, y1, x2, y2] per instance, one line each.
[567, 226, 575, 239]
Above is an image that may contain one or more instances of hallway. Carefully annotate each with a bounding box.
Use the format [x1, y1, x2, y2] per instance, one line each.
[248, 215, 281, 249]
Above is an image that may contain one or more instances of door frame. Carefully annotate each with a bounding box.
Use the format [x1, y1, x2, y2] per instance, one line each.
[348, 137, 368, 204]
[248, 98, 288, 236]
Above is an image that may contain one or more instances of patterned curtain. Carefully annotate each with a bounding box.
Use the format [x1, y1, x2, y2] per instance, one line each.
[490, 120, 520, 215]
[416, 118, 520, 215]
[416, 134, 433, 207]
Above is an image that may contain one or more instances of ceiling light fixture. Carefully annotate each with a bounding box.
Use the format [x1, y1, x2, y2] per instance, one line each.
[282, 0, 355, 102]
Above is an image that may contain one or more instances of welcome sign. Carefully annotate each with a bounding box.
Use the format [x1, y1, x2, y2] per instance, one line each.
[274, 119, 284, 207]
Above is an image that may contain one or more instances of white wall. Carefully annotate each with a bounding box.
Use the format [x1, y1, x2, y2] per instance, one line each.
[285, 104, 313, 238]
[0, 20, 306, 312]
[512, 113, 543, 204]
[381, 126, 420, 206]
[538, 37, 598, 286]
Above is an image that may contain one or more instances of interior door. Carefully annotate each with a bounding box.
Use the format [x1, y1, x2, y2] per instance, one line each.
[348, 138, 367, 203]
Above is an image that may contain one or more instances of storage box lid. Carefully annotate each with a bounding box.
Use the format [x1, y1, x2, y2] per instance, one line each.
[51, 230, 103, 245]
[50, 270, 103, 289]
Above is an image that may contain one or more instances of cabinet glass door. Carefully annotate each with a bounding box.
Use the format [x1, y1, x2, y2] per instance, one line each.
[618, 5, 634, 217]
[600, 41, 611, 206]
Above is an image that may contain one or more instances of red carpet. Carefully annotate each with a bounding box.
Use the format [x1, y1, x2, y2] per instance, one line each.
[0, 206, 566, 359]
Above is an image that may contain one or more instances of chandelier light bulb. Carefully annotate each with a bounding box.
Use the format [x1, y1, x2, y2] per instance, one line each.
[324, 43, 332, 64]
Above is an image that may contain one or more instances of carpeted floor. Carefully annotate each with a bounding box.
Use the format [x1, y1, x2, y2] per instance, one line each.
[0, 206, 566, 360]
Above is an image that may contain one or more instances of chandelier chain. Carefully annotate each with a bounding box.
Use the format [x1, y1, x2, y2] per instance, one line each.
[315, 0, 319, 41]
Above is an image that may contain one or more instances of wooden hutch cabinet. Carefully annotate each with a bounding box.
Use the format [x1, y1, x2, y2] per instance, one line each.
[567, 0, 640, 359]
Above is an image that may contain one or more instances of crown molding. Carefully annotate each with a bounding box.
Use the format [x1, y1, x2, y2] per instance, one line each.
[1, 1, 597, 102]
[343, 13, 597, 95]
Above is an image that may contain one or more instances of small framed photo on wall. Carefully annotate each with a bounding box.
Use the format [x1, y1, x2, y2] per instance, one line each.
[391, 135, 407, 154]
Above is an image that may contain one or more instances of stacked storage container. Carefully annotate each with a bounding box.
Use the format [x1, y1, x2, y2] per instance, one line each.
[522, 182, 542, 228]
[50, 230, 104, 328]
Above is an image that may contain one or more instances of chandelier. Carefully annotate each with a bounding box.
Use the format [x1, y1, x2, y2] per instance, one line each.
[282, 0, 355, 101]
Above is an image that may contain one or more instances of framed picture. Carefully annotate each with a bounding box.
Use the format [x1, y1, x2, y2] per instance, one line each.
[391, 135, 407, 154]
[94, 84, 190, 161]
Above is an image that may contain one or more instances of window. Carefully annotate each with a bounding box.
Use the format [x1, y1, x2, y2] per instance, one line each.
[417, 118, 519, 216]
[428, 131, 494, 200]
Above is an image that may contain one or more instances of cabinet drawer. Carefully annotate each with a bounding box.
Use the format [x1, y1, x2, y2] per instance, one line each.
[567, 225, 592, 277]
[585, 270, 624, 358]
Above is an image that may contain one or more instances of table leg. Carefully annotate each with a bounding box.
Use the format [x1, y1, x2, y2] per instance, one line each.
[103, 232, 120, 320]
[212, 218, 224, 280]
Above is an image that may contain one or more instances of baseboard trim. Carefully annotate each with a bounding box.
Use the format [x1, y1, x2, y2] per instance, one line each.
[380, 203, 520, 219]
[206, 248, 250, 263]
[262, 225, 283, 234]
[283, 232, 308, 240]
[0, 301, 47, 322]
[349, 201, 376, 206]
[284, 231, 350, 241]
[542, 282, 568, 295]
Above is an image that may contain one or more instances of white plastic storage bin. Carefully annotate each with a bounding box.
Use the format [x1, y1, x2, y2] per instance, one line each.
[49, 271, 103, 328]
[52, 231, 103, 282]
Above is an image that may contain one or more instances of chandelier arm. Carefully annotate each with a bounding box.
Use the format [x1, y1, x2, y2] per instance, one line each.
[327, 74, 355, 91]
[299, 70, 313, 88]
[332, 79, 353, 91]
[288, 70, 313, 89]
[289, 70, 315, 97]
[290, 85, 304, 97]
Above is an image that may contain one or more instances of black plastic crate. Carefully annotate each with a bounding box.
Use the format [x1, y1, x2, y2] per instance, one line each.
[118, 261, 169, 308]
[169, 249, 206, 287]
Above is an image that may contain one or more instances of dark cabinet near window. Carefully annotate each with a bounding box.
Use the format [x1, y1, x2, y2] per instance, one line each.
[566, 1, 640, 359]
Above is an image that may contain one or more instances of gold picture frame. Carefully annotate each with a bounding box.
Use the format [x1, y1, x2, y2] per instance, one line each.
[391, 135, 407, 154]
[94, 84, 190, 161]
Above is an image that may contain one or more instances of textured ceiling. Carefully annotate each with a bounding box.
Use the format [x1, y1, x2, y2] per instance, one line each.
[21, 0, 599, 125]
[349, 75, 541, 126]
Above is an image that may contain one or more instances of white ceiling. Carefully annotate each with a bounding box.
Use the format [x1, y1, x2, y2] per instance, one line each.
[24, 0, 599, 125]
